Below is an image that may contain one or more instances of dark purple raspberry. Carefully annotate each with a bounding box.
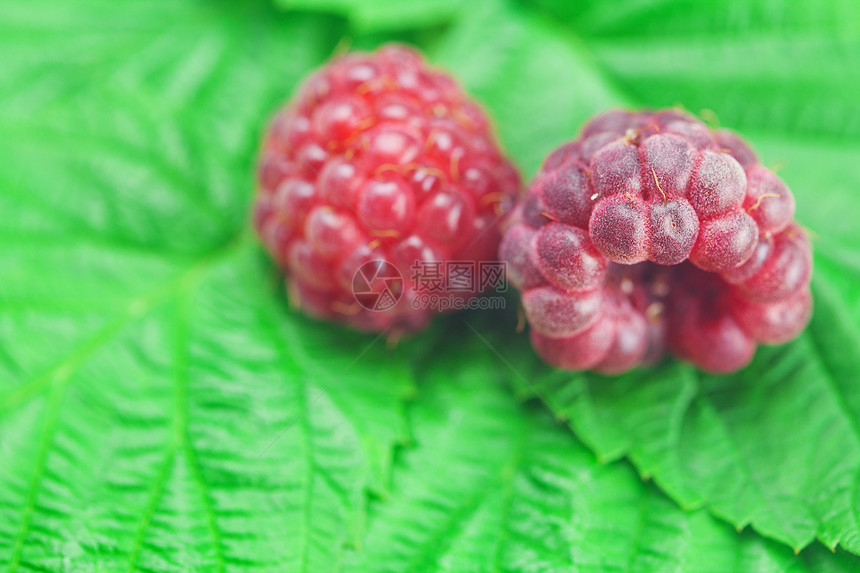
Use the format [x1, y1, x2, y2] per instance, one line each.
[255, 45, 520, 333]
[500, 108, 813, 374]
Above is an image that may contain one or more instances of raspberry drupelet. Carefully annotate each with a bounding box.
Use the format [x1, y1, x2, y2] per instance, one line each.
[254, 45, 520, 334]
[500, 109, 812, 374]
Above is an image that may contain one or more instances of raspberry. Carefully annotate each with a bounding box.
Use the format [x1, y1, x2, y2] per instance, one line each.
[500, 109, 813, 374]
[254, 45, 520, 333]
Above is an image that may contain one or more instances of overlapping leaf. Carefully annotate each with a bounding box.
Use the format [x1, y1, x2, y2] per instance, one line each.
[343, 337, 860, 572]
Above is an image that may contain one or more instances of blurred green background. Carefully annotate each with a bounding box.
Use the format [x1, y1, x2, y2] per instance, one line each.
[1, 0, 860, 571]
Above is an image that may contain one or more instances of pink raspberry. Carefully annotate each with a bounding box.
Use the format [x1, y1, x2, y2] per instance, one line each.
[500, 109, 812, 374]
[254, 45, 520, 333]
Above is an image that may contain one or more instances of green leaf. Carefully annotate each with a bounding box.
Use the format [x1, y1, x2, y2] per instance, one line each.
[0, 241, 413, 571]
[342, 339, 860, 572]
[434, 0, 630, 177]
[534, 0, 860, 38]
[525, 0, 860, 139]
[277, 0, 463, 33]
[0, 1, 413, 570]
